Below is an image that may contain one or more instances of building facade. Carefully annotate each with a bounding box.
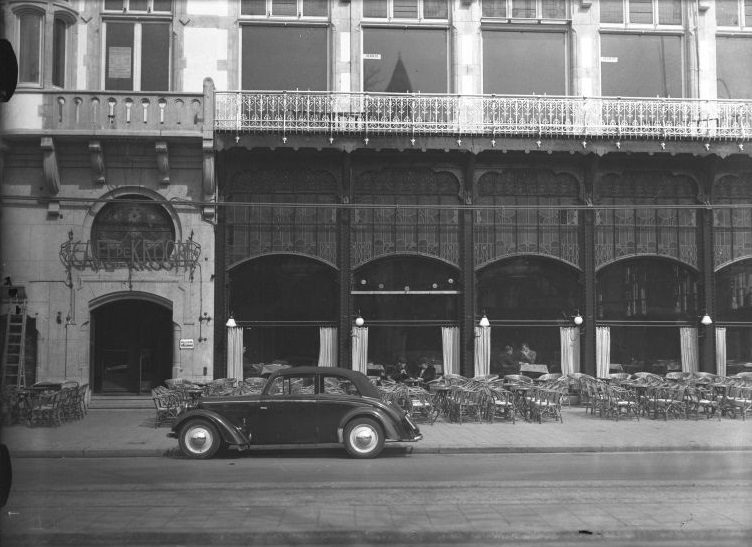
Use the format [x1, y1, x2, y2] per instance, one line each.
[2, 0, 752, 392]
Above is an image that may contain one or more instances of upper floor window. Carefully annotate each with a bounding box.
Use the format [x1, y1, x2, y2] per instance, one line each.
[716, 0, 752, 28]
[241, 0, 327, 17]
[17, 11, 43, 85]
[600, 0, 682, 25]
[104, 21, 171, 91]
[364, 0, 448, 20]
[363, 28, 448, 92]
[482, 0, 566, 19]
[717, 37, 752, 98]
[241, 25, 328, 90]
[14, 5, 74, 88]
[104, 0, 172, 12]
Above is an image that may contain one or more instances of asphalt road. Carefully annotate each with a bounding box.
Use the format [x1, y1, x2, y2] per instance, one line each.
[2, 451, 751, 546]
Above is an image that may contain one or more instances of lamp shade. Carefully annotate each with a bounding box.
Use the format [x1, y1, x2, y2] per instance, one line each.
[225, 317, 237, 328]
[573, 314, 583, 326]
[354, 315, 365, 327]
[479, 315, 490, 328]
[700, 314, 712, 326]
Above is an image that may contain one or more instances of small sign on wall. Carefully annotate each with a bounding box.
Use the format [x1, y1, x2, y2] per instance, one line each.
[179, 339, 195, 350]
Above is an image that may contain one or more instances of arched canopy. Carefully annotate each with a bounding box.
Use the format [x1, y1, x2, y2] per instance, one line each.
[477, 256, 580, 321]
[596, 257, 699, 321]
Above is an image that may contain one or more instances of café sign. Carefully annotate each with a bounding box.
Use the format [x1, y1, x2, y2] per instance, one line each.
[60, 232, 201, 276]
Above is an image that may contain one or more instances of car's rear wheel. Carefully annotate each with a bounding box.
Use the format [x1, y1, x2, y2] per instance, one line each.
[343, 417, 384, 458]
[178, 419, 221, 459]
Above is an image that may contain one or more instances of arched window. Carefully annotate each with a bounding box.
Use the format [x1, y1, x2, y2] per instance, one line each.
[17, 10, 43, 84]
[91, 196, 175, 262]
[52, 17, 68, 87]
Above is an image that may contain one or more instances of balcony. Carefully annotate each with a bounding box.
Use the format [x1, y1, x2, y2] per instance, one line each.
[214, 91, 752, 143]
[2, 90, 205, 138]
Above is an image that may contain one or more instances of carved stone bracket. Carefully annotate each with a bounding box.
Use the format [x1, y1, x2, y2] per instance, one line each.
[202, 138, 215, 196]
[155, 141, 170, 185]
[41, 137, 61, 195]
[89, 140, 106, 185]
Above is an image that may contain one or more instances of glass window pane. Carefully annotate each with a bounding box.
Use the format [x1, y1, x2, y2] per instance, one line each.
[152, 0, 172, 11]
[242, 26, 328, 90]
[512, 0, 536, 17]
[482, 31, 566, 95]
[272, 0, 296, 16]
[601, 0, 624, 23]
[364, 0, 388, 17]
[717, 37, 752, 98]
[482, 0, 506, 17]
[130, 0, 147, 11]
[424, 0, 448, 19]
[241, 0, 266, 15]
[363, 28, 447, 92]
[716, 0, 739, 25]
[303, 0, 327, 16]
[18, 13, 41, 84]
[746, 0, 752, 26]
[629, 0, 653, 23]
[52, 19, 66, 87]
[104, 0, 123, 10]
[141, 23, 170, 91]
[542, 0, 566, 18]
[105, 22, 134, 90]
[658, 0, 681, 24]
[600, 34, 682, 97]
[393, 0, 418, 18]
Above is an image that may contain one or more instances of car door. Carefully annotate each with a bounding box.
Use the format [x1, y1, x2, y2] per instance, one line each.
[317, 374, 363, 443]
[250, 374, 318, 444]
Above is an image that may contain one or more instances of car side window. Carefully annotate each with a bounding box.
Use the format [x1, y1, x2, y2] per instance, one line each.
[267, 375, 315, 396]
[322, 376, 360, 396]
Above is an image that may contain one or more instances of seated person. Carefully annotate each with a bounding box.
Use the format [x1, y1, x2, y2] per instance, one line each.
[497, 345, 519, 375]
[391, 358, 411, 383]
[417, 360, 437, 383]
[516, 343, 537, 364]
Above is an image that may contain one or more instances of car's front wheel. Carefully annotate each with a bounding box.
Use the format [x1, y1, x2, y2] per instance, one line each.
[178, 419, 222, 459]
[343, 417, 384, 458]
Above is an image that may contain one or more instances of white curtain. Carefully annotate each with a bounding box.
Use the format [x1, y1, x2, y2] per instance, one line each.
[474, 326, 491, 377]
[317, 326, 337, 367]
[716, 327, 727, 377]
[226, 325, 244, 381]
[441, 326, 460, 376]
[680, 327, 699, 374]
[560, 326, 580, 376]
[596, 326, 610, 378]
[351, 326, 368, 375]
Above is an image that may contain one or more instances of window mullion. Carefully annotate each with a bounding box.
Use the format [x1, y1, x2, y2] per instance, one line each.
[133, 23, 142, 91]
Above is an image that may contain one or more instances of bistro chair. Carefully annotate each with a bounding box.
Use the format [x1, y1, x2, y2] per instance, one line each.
[726, 385, 752, 420]
[684, 384, 721, 421]
[528, 388, 564, 423]
[605, 386, 640, 421]
[489, 388, 515, 424]
[28, 390, 63, 427]
[503, 374, 533, 385]
[649, 385, 687, 420]
[151, 389, 183, 428]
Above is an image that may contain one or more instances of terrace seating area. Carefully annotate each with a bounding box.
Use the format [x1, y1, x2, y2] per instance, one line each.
[0, 381, 89, 427]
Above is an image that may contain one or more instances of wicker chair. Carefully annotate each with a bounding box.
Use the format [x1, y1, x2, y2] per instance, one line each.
[28, 391, 63, 427]
[528, 388, 564, 423]
[605, 386, 640, 421]
[489, 388, 515, 424]
[726, 385, 752, 420]
[649, 385, 687, 420]
[503, 374, 533, 384]
[151, 389, 182, 428]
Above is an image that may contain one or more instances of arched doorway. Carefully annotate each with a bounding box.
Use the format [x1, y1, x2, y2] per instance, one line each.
[477, 256, 581, 375]
[91, 299, 173, 394]
[715, 258, 752, 376]
[229, 255, 338, 370]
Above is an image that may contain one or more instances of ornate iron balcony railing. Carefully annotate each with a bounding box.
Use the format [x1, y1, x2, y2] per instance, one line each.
[214, 91, 752, 141]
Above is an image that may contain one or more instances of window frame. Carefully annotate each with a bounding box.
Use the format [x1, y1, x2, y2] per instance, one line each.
[102, 0, 172, 14]
[15, 8, 44, 87]
[599, 0, 684, 28]
[716, 0, 752, 30]
[101, 16, 173, 91]
[362, 0, 450, 22]
[239, 0, 329, 19]
[480, 0, 569, 20]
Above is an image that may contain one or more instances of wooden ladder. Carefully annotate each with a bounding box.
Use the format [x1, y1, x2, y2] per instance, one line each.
[1, 299, 27, 388]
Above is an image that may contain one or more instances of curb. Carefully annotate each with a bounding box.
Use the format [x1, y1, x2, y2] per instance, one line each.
[8, 444, 752, 458]
[3, 528, 751, 546]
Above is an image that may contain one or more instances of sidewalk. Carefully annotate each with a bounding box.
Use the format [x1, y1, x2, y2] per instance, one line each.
[2, 405, 751, 458]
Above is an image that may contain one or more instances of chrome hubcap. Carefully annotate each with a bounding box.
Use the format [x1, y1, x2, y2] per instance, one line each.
[349, 424, 377, 453]
[186, 426, 212, 454]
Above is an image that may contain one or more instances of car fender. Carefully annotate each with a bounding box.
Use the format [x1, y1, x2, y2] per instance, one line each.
[171, 409, 249, 447]
[337, 407, 399, 443]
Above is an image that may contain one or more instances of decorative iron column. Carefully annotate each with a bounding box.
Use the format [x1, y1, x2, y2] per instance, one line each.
[338, 152, 353, 368]
[460, 153, 476, 377]
[581, 157, 597, 377]
[699, 161, 716, 373]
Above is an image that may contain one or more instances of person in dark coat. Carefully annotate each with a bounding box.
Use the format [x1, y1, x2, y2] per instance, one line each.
[391, 357, 410, 383]
[417, 361, 436, 383]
